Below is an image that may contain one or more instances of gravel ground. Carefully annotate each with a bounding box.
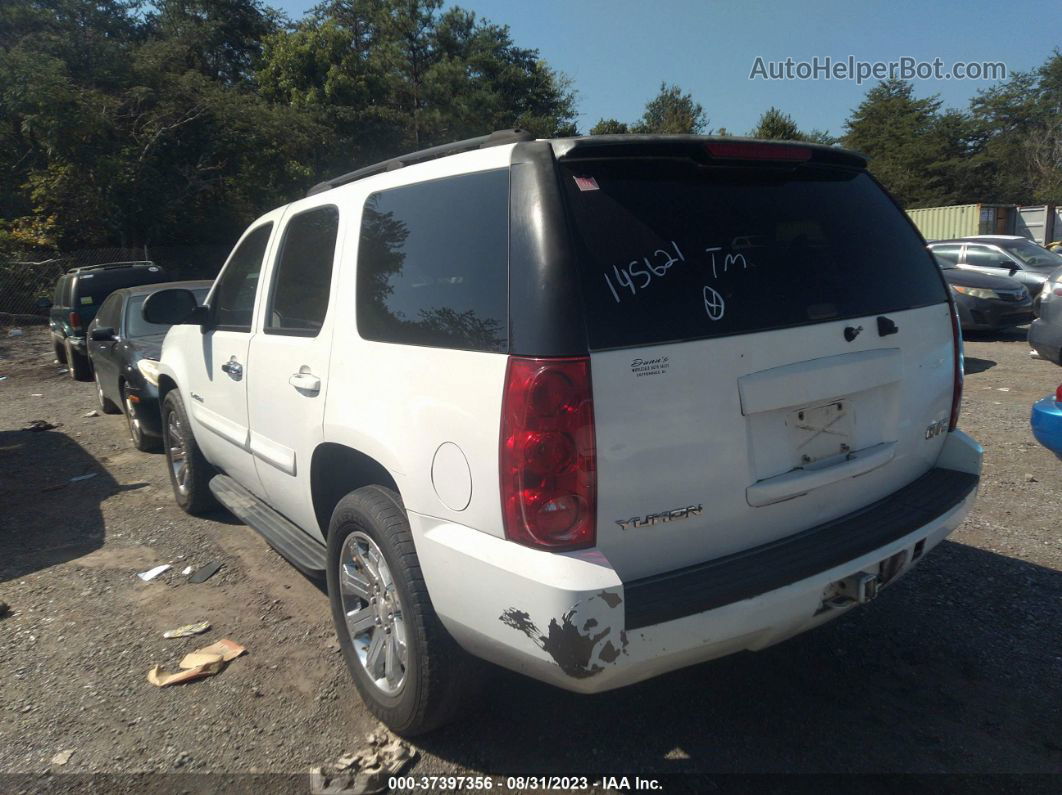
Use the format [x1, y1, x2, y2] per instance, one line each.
[0, 324, 1059, 788]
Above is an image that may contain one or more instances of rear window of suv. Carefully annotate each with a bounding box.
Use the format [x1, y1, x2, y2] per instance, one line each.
[560, 159, 948, 350]
[73, 265, 166, 306]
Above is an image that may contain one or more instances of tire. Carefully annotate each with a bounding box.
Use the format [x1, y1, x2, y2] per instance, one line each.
[64, 340, 92, 381]
[54, 339, 66, 364]
[124, 385, 160, 452]
[326, 486, 479, 736]
[160, 390, 217, 514]
[94, 372, 121, 414]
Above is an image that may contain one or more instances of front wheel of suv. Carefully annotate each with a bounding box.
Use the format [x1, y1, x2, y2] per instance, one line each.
[326, 485, 479, 736]
[160, 390, 217, 514]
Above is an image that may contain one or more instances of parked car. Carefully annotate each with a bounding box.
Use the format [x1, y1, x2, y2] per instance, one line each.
[86, 280, 212, 450]
[1030, 383, 1062, 459]
[143, 132, 982, 735]
[1028, 266, 1062, 365]
[932, 254, 1033, 332]
[44, 261, 167, 380]
[928, 236, 1062, 314]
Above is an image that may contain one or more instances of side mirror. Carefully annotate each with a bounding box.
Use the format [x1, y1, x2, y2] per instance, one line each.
[142, 289, 207, 326]
[90, 326, 115, 341]
[36, 298, 53, 309]
[1008, 266, 1019, 275]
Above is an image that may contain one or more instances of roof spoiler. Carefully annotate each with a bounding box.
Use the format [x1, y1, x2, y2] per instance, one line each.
[549, 135, 868, 169]
[306, 129, 536, 197]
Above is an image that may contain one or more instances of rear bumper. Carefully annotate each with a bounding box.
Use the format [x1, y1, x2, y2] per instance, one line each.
[412, 431, 983, 693]
[1031, 396, 1062, 457]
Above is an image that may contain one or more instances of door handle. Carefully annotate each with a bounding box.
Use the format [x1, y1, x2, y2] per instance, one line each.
[289, 370, 321, 394]
[221, 357, 243, 381]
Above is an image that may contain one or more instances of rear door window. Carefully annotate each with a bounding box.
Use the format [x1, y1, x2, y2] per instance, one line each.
[559, 160, 948, 350]
[964, 245, 1011, 269]
[355, 169, 509, 352]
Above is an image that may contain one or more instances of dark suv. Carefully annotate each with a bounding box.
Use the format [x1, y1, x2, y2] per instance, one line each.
[45, 261, 167, 380]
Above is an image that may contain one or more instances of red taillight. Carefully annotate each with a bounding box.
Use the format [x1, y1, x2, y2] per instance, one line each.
[1055, 384, 1062, 403]
[500, 356, 596, 551]
[947, 294, 964, 431]
[68, 311, 81, 330]
[705, 141, 812, 161]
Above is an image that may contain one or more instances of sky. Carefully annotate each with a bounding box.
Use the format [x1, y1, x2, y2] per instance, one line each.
[270, 0, 1060, 136]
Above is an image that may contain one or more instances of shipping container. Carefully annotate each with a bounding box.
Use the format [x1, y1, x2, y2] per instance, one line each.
[1015, 205, 1061, 245]
[907, 203, 1015, 241]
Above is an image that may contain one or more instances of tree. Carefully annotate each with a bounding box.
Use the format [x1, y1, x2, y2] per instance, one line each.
[1, 0, 580, 254]
[589, 118, 628, 135]
[842, 79, 968, 207]
[631, 82, 706, 134]
[750, 107, 802, 140]
[969, 51, 1062, 203]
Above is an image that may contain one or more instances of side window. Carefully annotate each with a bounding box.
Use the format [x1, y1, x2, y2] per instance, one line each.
[53, 277, 67, 305]
[356, 169, 509, 352]
[213, 223, 273, 331]
[265, 206, 340, 336]
[931, 245, 961, 264]
[965, 245, 1010, 269]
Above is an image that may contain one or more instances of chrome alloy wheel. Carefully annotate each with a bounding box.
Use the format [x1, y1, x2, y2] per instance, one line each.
[338, 531, 408, 695]
[165, 408, 189, 495]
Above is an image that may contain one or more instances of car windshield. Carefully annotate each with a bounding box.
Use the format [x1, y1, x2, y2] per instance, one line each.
[1001, 239, 1062, 269]
[125, 288, 209, 337]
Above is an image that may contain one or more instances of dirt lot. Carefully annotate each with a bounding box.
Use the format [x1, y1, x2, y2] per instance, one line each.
[1, 324, 1059, 787]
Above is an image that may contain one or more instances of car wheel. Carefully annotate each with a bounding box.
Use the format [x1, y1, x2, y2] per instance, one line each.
[326, 485, 479, 736]
[124, 385, 160, 452]
[161, 390, 217, 514]
[54, 339, 66, 364]
[94, 372, 121, 415]
[64, 340, 92, 381]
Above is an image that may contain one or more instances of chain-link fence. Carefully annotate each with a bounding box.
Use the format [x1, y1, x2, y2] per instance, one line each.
[0, 244, 230, 324]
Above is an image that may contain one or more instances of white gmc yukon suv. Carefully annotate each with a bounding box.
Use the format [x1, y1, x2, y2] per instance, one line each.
[144, 131, 983, 735]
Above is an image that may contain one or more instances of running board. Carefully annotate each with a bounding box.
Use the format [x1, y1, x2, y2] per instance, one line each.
[209, 474, 327, 575]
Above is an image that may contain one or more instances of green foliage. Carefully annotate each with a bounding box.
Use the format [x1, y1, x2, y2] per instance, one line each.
[589, 118, 629, 135]
[750, 107, 802, 140]
[842, 56, 1062, 208]
[1, 0, 578, 253]
[631, 82, 707, 134]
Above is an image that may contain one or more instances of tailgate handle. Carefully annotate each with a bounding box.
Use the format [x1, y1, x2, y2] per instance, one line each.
[746, 442, 897, 507]
[877, 316, 898, 336]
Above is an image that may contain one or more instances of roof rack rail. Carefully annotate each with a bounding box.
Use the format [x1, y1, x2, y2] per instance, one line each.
[66, 260, 155, 273]
[306, 128, 535, 197]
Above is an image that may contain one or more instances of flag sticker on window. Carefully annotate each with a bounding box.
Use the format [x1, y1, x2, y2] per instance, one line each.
[573, 176, 599, 192]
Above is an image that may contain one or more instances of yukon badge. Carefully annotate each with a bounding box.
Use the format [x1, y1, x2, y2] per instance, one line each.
[616, 504, 703, 531]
